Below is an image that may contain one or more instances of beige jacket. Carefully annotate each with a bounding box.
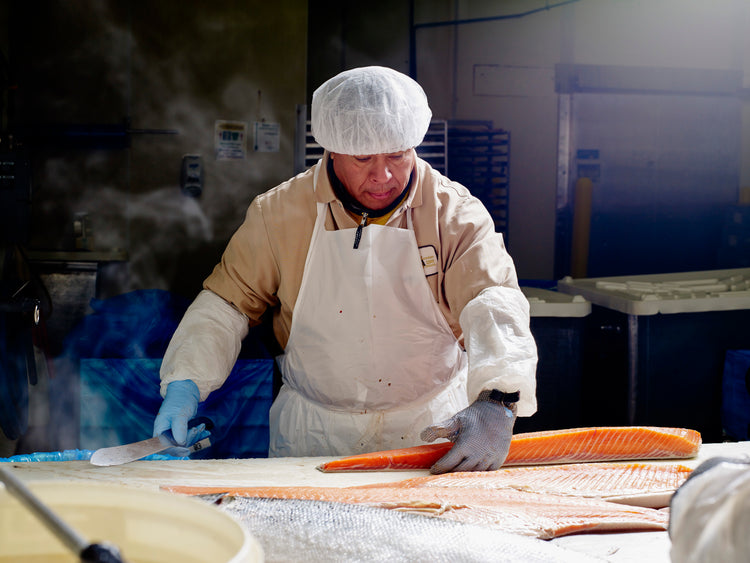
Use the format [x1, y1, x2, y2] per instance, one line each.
[206, 152, 519, 347]
[199, 152, 537, 414]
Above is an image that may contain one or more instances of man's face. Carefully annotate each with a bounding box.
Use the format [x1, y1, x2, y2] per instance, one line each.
[331, 150, 415, 211]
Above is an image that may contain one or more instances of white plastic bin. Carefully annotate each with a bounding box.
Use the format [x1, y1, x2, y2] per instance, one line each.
[557, 268, 750, 441]
[0, 481, 263, 562]
[518, 287, 591, 432]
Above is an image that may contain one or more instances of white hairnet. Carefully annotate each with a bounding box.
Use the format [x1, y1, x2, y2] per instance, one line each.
[311, 66, 432, 155]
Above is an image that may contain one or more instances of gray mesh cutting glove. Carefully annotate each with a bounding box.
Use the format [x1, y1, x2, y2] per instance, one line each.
[420, 390, 519, 474]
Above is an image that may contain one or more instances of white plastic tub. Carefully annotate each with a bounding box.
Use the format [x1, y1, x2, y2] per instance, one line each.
[0, 481, 263, 562]
[555, 268, 750, 440]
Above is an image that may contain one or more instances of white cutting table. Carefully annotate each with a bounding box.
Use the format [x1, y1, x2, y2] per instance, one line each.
[3, 441, 750, 562]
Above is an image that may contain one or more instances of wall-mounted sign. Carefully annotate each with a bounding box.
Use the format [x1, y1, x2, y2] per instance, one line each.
[215, 120, 248, 160]
[254, 121, 280, 153]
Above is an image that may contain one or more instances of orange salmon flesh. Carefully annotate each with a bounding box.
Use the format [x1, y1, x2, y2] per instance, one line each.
[316, 426, 702, 472]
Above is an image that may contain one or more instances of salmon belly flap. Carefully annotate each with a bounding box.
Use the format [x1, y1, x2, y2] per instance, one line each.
[355, 461, 692, 507]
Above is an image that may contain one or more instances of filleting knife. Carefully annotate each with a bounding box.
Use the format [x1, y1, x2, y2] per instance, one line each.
[90, 416, 213, 466]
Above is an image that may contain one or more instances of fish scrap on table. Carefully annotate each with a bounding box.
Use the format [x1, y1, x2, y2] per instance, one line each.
[204, 495, 607, 563]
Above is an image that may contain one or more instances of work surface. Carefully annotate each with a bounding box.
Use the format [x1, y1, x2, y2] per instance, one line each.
[4, 441, 750, 562]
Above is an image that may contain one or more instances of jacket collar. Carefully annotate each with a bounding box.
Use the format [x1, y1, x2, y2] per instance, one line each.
[314, 151, 424, 211]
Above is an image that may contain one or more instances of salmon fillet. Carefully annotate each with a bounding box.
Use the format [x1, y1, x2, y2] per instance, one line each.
[356, 462, 692, 508]
[316, 426, 702, 472]
[506, 426, 701, 465]
[166, 484, 669, 539]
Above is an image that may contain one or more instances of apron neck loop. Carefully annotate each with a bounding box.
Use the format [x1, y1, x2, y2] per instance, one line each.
[353, 212, 368, 249]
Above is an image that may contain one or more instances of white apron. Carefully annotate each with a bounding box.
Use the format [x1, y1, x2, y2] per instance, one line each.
[271, 196, 468, 457]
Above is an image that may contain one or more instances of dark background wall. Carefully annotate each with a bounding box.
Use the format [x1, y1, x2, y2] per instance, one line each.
[3, 0, 748, 295]
[4, 1, 308, 298]
[1, 0, 749, 456]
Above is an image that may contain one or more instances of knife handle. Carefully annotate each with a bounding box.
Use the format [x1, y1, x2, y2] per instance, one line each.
[189, 416, 214, 432]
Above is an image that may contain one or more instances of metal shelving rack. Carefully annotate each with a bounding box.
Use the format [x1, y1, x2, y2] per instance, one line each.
[415, 120, 447, 175]
[302, 120, 324, 170]
[447, 122, 510, 240]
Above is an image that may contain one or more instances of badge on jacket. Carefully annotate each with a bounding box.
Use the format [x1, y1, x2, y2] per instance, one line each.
[419, 245, 438, 276]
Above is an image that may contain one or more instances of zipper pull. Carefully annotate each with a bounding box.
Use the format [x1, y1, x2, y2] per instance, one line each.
[353, 212, 368, 249]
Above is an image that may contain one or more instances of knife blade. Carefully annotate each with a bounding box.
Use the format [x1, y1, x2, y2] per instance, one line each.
[89, 416, 213, 467]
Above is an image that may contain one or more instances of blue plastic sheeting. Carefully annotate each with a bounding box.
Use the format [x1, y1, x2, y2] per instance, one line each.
[80, 358, 273, 459]
[62, 289, 271, 360]
[0, 449, 187, 463]
[44, 289, 275, 459]
[64, 290, 192, 360]
[721, 350, 750, 441]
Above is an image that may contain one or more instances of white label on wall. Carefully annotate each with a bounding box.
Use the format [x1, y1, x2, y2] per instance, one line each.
[254, 122, 280, 153]
[215, 120, 248, 160]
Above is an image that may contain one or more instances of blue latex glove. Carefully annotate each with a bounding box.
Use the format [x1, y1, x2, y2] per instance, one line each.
[153, 380, 207, 455]
[420, 390, 519, 474]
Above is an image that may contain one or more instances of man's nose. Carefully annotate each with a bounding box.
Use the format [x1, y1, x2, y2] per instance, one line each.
[370, 162, 392, 183]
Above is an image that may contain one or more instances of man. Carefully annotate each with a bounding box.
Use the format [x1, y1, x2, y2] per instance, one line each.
[154, 66, 537, 474]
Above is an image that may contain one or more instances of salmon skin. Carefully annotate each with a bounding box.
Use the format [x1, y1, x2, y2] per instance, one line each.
[212, 496, 604, 562]
[316, 425, 702, 472]
[356, 462, 693, 509]
[167, 484, 669, 539]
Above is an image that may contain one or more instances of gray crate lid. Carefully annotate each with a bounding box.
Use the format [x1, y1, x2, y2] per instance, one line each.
[521, 287, 591, 318]
[557, 268, 750, 315]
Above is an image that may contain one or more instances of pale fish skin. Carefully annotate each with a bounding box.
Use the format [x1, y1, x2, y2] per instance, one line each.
[206, 495, 605, 563]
